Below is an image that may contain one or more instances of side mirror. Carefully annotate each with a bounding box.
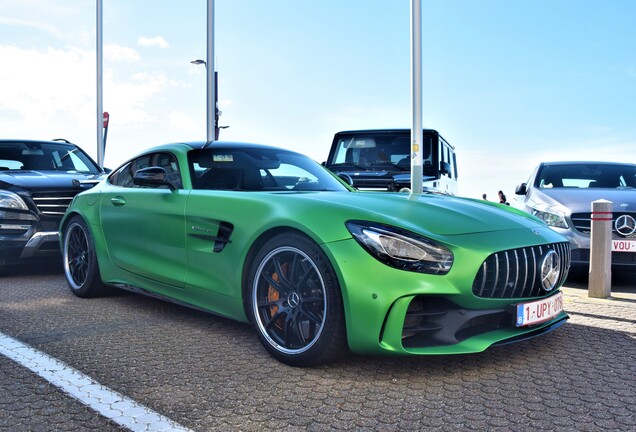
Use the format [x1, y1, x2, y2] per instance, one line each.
[515, 183, 527, 195]
[337, 173, 354, 187]
[133, 167, 176, 190]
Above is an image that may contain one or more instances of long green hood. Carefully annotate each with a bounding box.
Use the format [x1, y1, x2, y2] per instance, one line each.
[259, 190, 545, 238]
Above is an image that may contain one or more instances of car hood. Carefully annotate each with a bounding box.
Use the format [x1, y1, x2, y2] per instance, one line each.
[0, 170, 105, 190]
[531, 188, 636, 214]
[287, 191, 546, 237]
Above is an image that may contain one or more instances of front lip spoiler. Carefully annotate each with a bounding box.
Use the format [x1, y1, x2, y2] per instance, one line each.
[19, 231, 59, 258]
[492, 315, 569, 346]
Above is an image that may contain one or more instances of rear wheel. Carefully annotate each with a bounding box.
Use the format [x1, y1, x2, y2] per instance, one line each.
[62, 216, 111, 297]
[247, 233, 347, 366]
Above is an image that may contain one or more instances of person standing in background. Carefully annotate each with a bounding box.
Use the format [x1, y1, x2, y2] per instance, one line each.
[498, 190, 509, 205]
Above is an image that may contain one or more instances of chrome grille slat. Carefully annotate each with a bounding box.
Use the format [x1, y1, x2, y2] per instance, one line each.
[32, 192, 80, 216]
[501, 251, 510, 298]
[571, 211, 636, 238]
[472, 242, 571, 299]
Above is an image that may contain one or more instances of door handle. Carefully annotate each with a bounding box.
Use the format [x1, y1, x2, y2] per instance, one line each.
[110, 196, 126, 206]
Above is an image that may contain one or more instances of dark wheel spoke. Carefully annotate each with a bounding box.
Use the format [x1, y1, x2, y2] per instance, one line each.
[273, 256, 289, 285]
[258, 299, 282, 309]
[265, 309, 286, 331]
[292, 316, 307, 345]
[300, 308, 323, 326]
[291, 262, 314, 288]
[301, 295, 324, 304]
[261, 272, 284, 294]
[289, 253, 300, 284]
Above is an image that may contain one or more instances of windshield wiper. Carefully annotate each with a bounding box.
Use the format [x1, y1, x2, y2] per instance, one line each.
[369, 161, 408, 171]
[328, 162, 367, 170]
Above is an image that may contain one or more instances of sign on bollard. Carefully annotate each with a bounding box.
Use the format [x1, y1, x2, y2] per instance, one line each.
[589, 199, 612, 298]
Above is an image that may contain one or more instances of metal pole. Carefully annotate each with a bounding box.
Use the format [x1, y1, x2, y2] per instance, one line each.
[96, 0, 104, 167]
[410, 0, 423, 195]
[206, 0, 215, 143]
[589, 199, 612, 298]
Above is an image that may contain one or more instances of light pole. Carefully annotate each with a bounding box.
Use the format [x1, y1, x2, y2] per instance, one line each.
[191, 59, 226, 140]
[410, 0, 423, 195]
[96, 0, 104, 167]
[206, 0, 215, 143]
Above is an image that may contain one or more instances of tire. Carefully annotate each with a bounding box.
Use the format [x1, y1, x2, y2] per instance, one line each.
[247, 232, 348, 367]
[62, 215, 111, 298]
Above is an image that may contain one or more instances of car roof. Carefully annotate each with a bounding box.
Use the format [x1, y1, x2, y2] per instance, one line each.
[334, 129, 439, 135]
[141, 140, 296, 154]
[0, 139, 78, 147]
[539, 161, 636, 167]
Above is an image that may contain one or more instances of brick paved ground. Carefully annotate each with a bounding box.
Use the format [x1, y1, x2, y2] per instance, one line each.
[0, 265, 634, 431]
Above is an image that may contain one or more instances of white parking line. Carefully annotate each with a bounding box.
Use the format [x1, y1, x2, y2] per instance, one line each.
[0, 332, 193, 432]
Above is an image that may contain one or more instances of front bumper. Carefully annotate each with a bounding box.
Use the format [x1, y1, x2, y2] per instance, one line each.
[551, 226, 636, 267]
[323, 231, 570, 356]
[0, 231, 60, 265]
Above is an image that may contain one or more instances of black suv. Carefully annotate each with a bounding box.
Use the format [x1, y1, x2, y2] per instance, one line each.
[0, 139, 106, 272]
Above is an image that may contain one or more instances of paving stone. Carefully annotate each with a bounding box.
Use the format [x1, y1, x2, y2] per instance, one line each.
[1, 266, 635, 431]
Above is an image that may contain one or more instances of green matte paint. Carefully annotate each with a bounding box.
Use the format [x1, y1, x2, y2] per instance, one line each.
[61, 142, 570, 357]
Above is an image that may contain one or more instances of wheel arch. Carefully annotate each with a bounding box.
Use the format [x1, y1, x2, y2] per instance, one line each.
[240, 226, 347, 329]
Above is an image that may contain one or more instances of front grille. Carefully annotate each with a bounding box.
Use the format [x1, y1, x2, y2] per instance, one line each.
[571, 212, 636, 239]
[472, 242, 571, 299]
[402, 297, 511, 348]
[31, 192, 80, 216]
[572, 248, 636, 265]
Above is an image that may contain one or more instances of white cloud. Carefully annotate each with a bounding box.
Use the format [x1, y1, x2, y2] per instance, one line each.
[138, 36, 169, 49]
[104, 44, 140, 63]
[0, 44, 94, 141]
[0, 43, 187, 163]
[0, 16, 61, 37]
[104, 72, 173, 127]
[169, 111, 197, 132]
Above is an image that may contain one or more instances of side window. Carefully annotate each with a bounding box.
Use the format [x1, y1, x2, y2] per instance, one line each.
[333, 140, 348, 164]
[452, 152, 458, 180]
[109, 155, 151, 188]
[154, 153, 183, 189]
[109, 153, 181, 189]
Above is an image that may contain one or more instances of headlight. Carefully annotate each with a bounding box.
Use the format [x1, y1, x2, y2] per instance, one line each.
[346, 221, 453, 275]
[531, 208, 568, 229]
[0, 191, 28, 211]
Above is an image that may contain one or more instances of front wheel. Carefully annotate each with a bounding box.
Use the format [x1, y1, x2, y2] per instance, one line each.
[62, 216, 111, 298]
[247, 233, 347, 366]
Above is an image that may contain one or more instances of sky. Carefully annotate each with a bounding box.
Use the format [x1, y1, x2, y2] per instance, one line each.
[1, 0, 636, 200]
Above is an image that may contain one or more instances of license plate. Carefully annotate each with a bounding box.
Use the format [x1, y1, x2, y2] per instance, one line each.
[515, 292, 564, 327]
[612, 239, 636, 253]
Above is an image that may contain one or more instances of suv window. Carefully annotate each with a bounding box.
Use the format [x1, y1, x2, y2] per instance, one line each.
[0, 141, 101, 173]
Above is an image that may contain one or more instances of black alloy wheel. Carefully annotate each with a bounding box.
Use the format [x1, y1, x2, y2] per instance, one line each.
[248, 233, 347, 366]
[63, 216, 110, 297]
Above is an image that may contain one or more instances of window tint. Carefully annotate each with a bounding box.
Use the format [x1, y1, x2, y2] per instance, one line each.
[0, 142, 101, 173]
[109, 152, 182, 189]
[189, 147, 347, 192]
[537, 164, 636, 189]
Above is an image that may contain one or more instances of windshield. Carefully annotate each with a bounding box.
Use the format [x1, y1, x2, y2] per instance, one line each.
[189, 147, 349, 192]
[328, 132, 434, 170]
[0, 142, 101, 173]
[537, 163, 636, 189]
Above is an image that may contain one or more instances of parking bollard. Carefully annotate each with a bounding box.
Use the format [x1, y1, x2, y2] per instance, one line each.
[588, 199, 612, 298]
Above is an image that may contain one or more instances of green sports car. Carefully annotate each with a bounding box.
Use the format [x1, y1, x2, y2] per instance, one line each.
[60, 141, 570, 366]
